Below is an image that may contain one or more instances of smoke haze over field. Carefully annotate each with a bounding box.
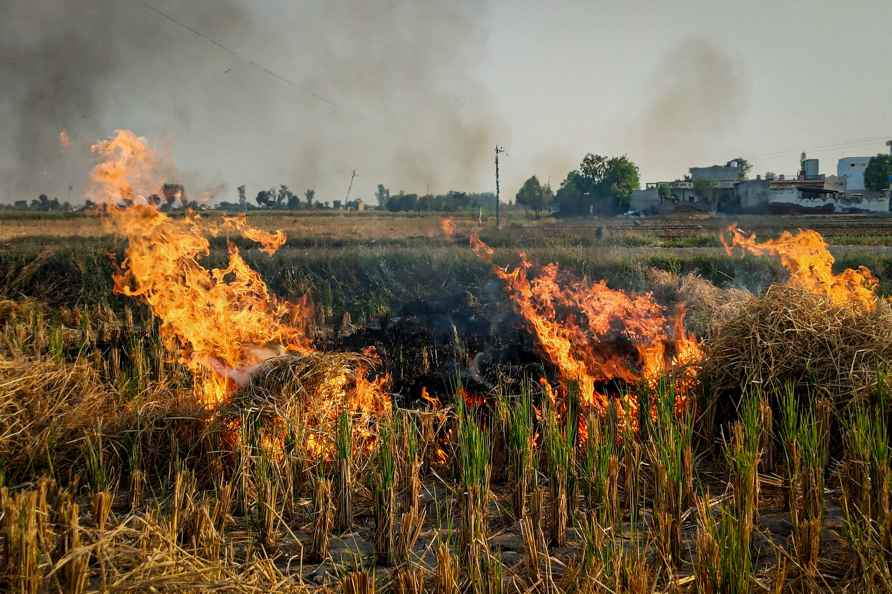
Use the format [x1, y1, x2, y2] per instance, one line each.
[0, 0, 506, 204]
[1, 0, 891, 205]
[631, 36, 748, 178]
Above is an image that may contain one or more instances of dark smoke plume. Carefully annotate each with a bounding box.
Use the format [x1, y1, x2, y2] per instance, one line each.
[0, 0, 507, 203]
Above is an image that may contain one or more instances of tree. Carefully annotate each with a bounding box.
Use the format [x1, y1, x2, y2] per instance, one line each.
[375, 184, 391, 208]
[865, 154, 892, 191]
[255, 189, 273, 208]
[515, 175, 552, 217]
[602, 156, 640, 209]
[305, 189, 316, 207]
[556, 153, 640, 216]
[237, 185, 247, 209]
[693, 178, 718, 211]
[276, 185, 291, 208]
[555, 170, 589, 215]
[728, 157, 752, 180]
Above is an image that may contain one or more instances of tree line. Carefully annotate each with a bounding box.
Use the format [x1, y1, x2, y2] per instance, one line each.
[865, 154, 892, 191]
[515, 153, 641, 217]
[376, 186, 497, 212]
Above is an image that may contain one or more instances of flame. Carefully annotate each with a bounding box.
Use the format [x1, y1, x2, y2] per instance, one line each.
[471, 233, 701, 420]
[721, 225, 879, 310]
[59, 129, 71, 150]
[457, 386, 485, 408]
[439, 217, 456, 239]
[87, 130, 387, 419]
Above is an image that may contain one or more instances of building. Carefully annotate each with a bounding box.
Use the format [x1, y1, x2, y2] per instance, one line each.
[633, 148, 891, 216]
[689, 162, 742, 184]
[837, 157, 871, 192]
[629, 187, 661, 213]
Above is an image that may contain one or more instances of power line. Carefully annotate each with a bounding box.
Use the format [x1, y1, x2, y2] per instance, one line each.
[745, 136, 892, 162]
[140, 1, 338, 110]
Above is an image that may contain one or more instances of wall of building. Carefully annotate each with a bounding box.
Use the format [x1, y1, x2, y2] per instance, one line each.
[629, 188, 660, 213]
[689, 165, 740, 183]
[768, 187, 889, 213]
[736, 180, 771, 211]
[837, 157, 871, 191]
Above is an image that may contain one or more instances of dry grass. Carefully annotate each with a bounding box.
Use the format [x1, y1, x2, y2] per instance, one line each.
[702, 285, 892, 403]
[647, 268, 752, 335]
[0, 358, 111, 478]
[4, 213, 892, 591]
[219, 352, 390, 463]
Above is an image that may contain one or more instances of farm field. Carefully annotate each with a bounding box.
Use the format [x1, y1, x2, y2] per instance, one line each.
[2, 204, 892, 593]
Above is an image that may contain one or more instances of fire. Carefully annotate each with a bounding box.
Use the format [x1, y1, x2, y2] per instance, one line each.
[87, 130, 389, 422]
[721, 225, 879, 310]
[59, 129, 71, 150]
[470, 233, 701, 419]
[439, 217, 456, 239]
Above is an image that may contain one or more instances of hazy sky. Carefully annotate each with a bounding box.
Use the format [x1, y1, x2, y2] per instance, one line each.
[2, 0, 891, 204]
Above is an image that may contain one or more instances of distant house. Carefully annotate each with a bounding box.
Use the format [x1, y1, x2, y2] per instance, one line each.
[837, 157, 871, 192]
[736, 176, 888, 214]
[689, 163, 741, 184]
[629, 188, 661, 213]
[345, 198, 365, 211]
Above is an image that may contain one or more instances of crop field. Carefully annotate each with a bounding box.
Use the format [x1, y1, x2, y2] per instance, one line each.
[2, 149, 892, 592]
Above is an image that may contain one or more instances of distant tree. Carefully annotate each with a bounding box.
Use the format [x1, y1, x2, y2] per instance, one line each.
[693, 178, 718, 210]
[728, 157, 752, 180]
[556, 153, 640, 215]
[865, 154, 892, 191]
[237, 185, 247, 209]
[555, 170, 590, 215]
[287, 191, 300, 209]
[515, 175, 552, 217]
[375, 184, 390, 208]
[275, 185, 288, 208]
[386, 192, 419, 212]
[305, 188, 316, 207]
[543, 184, 554, 213]
[255, 190, 272, 208]
[602, 156, 640, 209]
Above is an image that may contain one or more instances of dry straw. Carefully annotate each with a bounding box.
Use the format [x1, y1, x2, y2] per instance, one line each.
[702, 285, 892, 403]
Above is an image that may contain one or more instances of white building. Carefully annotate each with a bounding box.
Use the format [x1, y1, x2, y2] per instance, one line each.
[837, 156, 871, 192]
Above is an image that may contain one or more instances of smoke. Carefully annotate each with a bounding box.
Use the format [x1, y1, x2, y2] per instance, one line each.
[0, 0, 250, 202]
[631, 36, 748, 180]
[0, 0, 507, 204]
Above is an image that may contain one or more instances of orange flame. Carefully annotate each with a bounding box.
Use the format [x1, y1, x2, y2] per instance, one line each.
[439, 217, 456, 239]
[471, 233, 701, 419]
[87, 130, 346, 409]
[721, 224, 879, 310]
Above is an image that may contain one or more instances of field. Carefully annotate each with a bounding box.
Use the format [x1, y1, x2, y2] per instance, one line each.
[2, 208, 892, 593]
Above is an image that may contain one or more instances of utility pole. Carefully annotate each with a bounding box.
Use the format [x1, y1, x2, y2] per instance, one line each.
[344, 169, 357, 206]
[495, 145, 505, 228]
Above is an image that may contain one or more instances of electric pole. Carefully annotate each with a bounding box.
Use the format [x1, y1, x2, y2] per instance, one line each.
[344, 169, 357, 207]
[495, 145, 505, 228]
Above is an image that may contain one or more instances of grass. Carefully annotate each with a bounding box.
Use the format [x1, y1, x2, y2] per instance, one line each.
[1, 211, 892, 590]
